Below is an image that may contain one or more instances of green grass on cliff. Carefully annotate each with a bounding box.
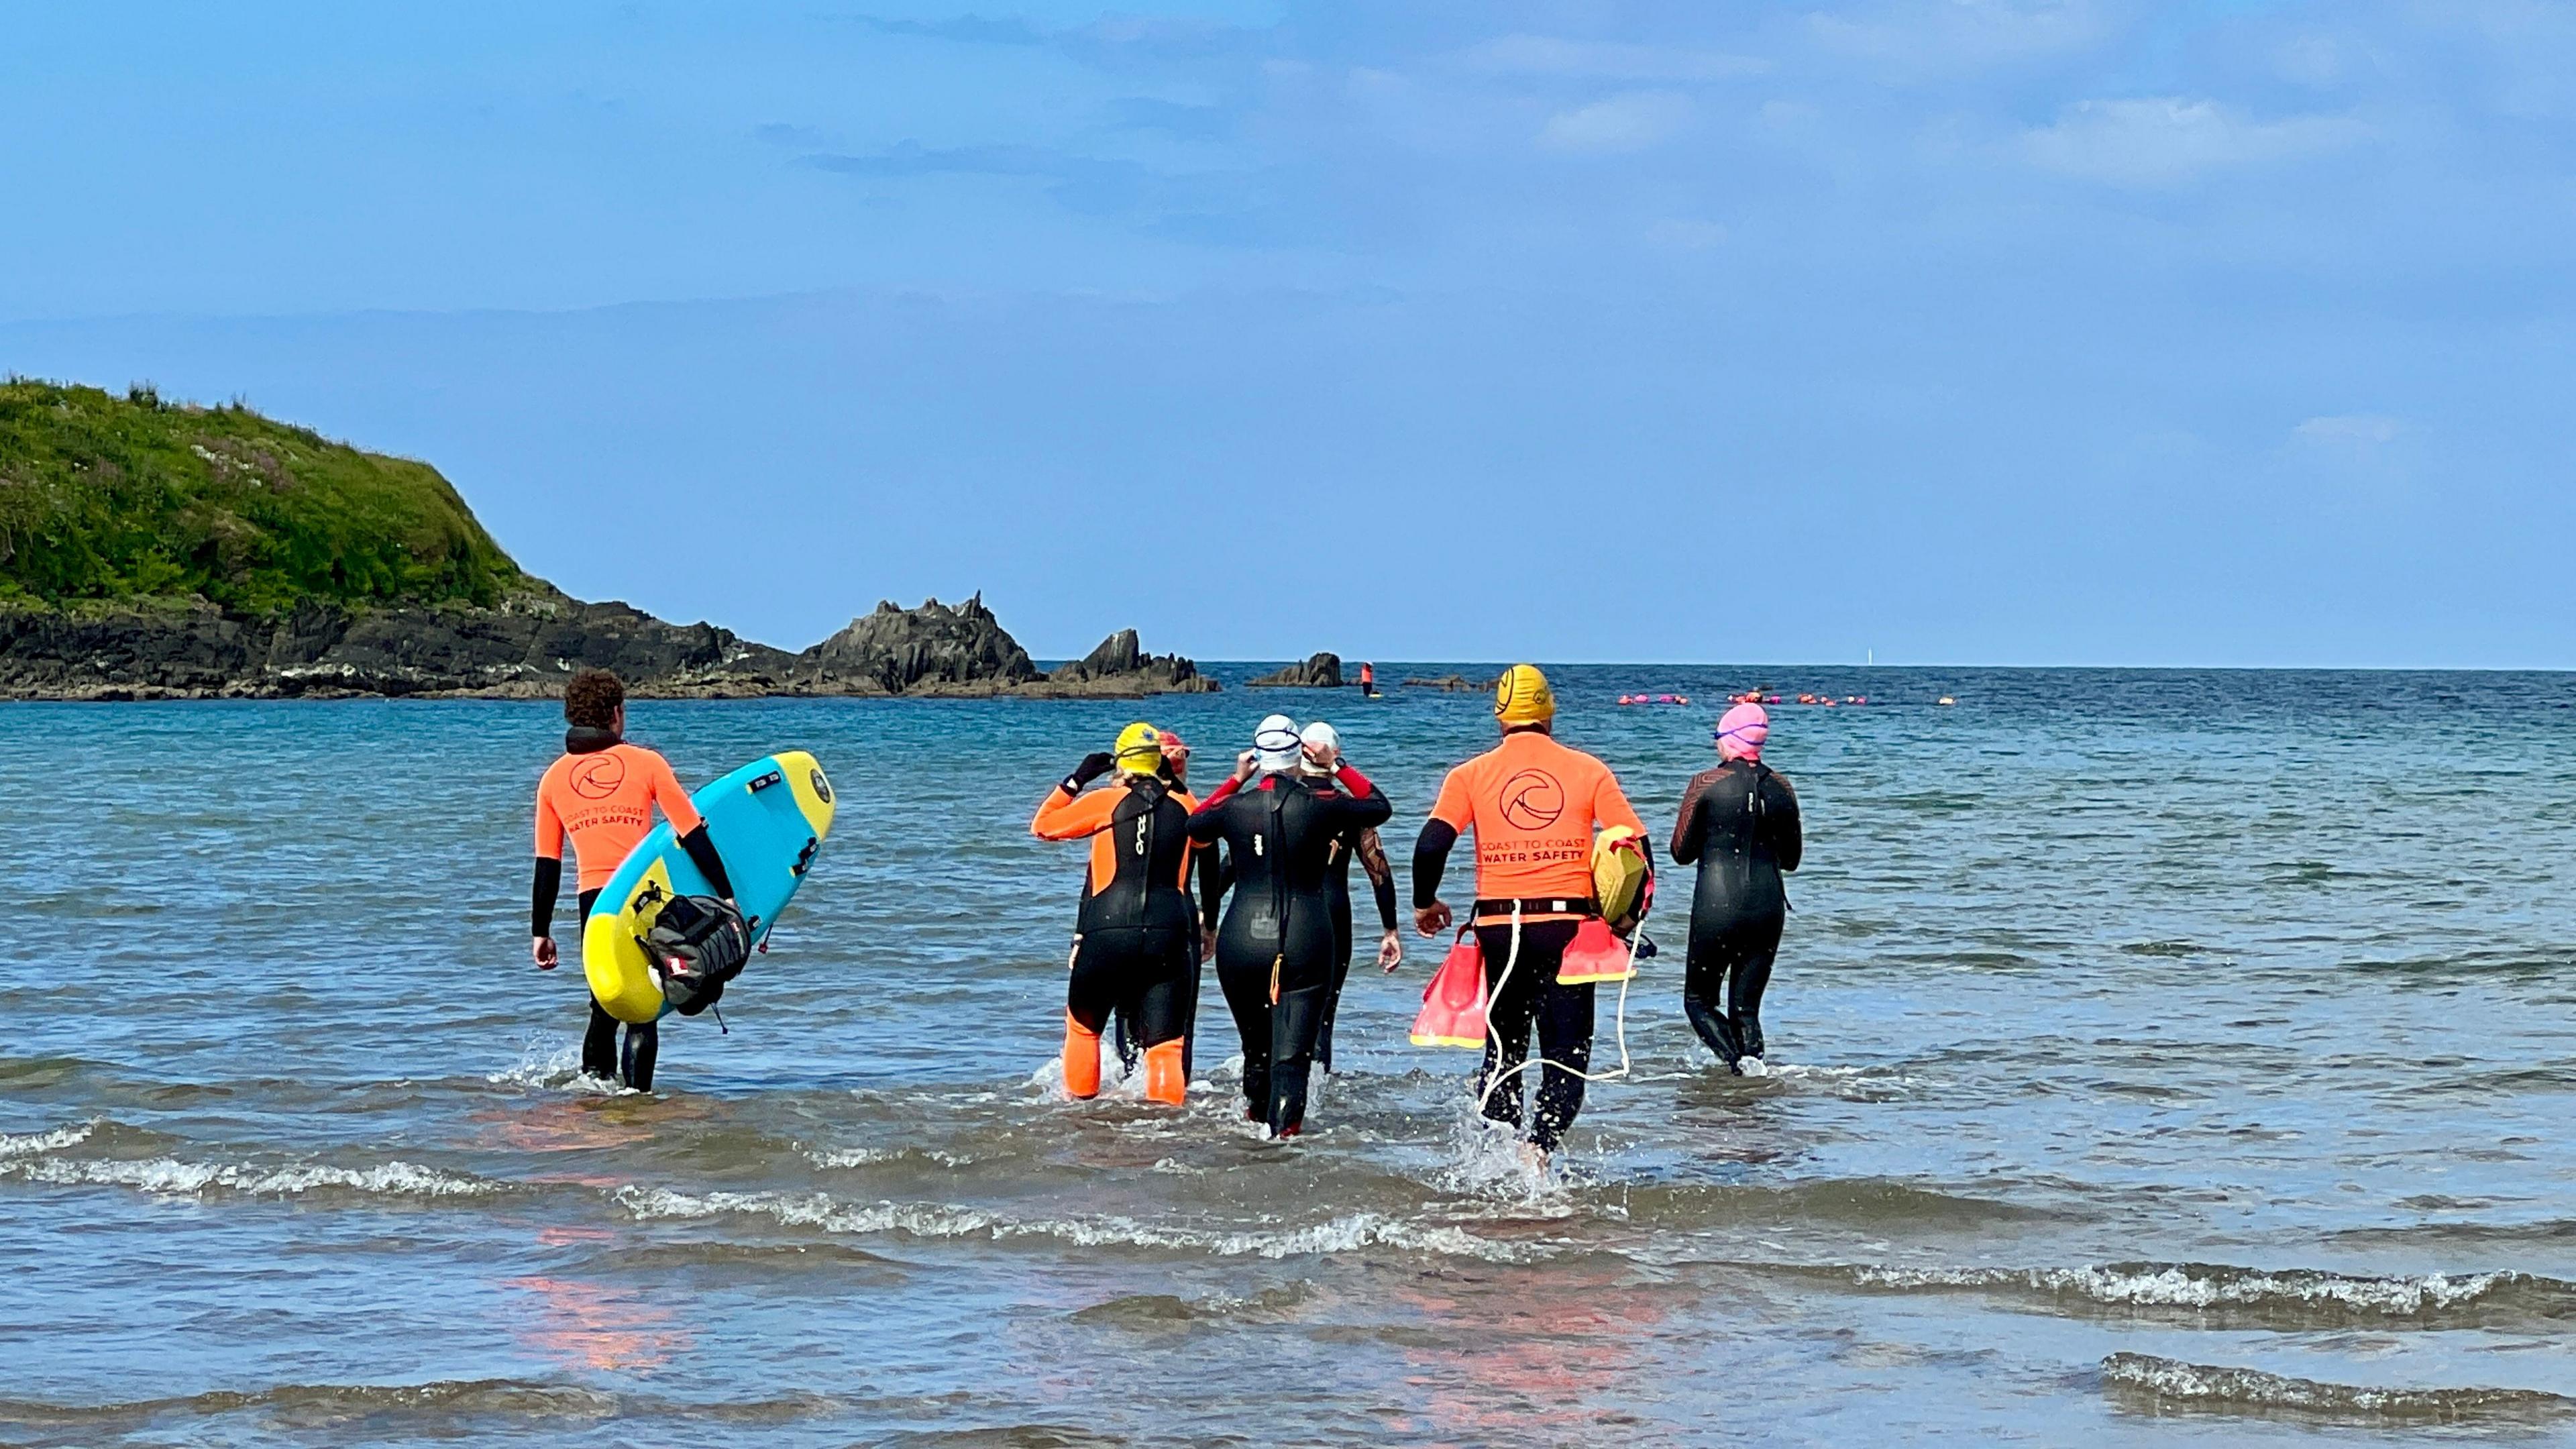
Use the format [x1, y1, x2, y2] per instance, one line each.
[0, 378, 522, 614]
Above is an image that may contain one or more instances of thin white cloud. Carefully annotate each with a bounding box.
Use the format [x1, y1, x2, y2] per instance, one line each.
[2021, 98, 2368, 184]
[2295, 414, 2402, 447]
[1464, 34, 1770, 82]
[1539, 91, 1694, 154]
[1646, 218, 1730, 250]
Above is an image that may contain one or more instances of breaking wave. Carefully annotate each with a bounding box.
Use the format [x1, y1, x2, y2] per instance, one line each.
[2101, 1353, 2575, 1424]
[0, 1122, 96, 1159]
[612, 1185, 1527, 1263]
[1839, 1260, 2575, 1326]
[1, 1153, 502, 1201]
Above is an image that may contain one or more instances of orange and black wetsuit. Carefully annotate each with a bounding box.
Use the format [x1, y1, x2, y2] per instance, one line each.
[1191, 765, 1391, 1136]
[532, 724, 733, 1089]
[1413, 728, 1646, 1152]
[1314, 794, 1397, 1073]
[1672, 760, 1802, 1068]
[1031, 761, 1202, 1105]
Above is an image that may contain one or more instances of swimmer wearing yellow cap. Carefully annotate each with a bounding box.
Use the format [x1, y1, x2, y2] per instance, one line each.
[1410, 665, 1651, 1168]
[1030, 722, 1205, 1106]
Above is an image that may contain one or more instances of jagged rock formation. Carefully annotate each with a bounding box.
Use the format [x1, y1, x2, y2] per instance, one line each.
[1246, 652, 1343, 688]
[1028, 628, 1218, 696]
[1405, 674, 1497, 693]
[793, 594, 1038, 694]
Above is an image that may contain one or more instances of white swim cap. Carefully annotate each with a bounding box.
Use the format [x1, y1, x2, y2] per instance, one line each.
[1297, 721, 1340, 773]
[1253, 714, 1301, 773]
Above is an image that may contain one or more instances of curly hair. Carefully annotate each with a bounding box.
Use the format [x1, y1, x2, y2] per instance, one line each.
[564, 669, 625, 730]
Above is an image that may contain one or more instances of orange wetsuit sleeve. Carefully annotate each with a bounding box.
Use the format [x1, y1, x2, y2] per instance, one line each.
[534, 772, 566, 860]
[1032, 784, 1120, 840]
[645, 750, 706, 835]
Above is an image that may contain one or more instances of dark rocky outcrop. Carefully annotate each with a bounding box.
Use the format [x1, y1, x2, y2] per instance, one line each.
[1026, 628, 1218, 697]
[0, 378, 1222, 700]
[0, 586, 803, 700]
[0, 592, 1233, 701]
[1246, 652, 1343, 688]
[1405, 674, 1498, 694]
[793, 594, 1038, 694]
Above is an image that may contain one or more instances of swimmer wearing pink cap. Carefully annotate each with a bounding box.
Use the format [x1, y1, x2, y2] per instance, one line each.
[1715, 702, 1769, 762]
[1670, 702, 1802, 1074]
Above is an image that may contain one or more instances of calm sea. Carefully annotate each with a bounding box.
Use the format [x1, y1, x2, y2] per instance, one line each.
[7, 666, 2576, 1446]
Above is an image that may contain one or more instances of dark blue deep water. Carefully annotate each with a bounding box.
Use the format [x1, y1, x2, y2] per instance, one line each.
[9, 665, 2576, 1445]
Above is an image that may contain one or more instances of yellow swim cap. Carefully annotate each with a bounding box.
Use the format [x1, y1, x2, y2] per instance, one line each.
[1494, 664, 1555, 725]
[1114, 721, 1165, 773]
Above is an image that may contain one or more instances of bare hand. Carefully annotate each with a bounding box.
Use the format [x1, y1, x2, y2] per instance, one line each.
[1302, 741, 1339, 772]
[1234, 749, 1258, 782]
[1376, 930, 1403, 971]
[1415, 901, 1453, 938]
[532, 936, 558, 970]
[1201, 922, 1219, 959]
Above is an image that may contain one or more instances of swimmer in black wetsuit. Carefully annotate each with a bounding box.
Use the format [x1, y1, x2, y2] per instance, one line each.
[1297, 721, 1401, 1072]
[1670, 703, 1803, 1073]
[1191, 714, 1392, 1136]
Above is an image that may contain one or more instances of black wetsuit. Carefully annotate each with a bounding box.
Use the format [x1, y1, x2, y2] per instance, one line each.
[1068, 777, 1199, 1057]
[1670, 759, 1802, 1067]
[1110, 829, 1224, 1078]
[1314, 798, 1397, 1072]
[1191, 767, 1392, 1134]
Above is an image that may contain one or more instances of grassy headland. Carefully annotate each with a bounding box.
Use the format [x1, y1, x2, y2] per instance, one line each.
[0, 379, 522, 614]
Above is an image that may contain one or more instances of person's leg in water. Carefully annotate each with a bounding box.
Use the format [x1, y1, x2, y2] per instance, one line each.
[1317, 941, 1354, 1074]
[1063, 929, 1189, 1104]
[1128, 931, 1191, 1106]
[621, 1021, 659, 1091]
[1318, 892, 1354, 1073]
[1063, 934, 1120, 1099]
[1682, 934, 1743, 1067]
[1726, 915, 1782, 1063]
[583, 999, 622, 1081]
[1470, 920, 1579, 1146]
[573, 889, 625, 1083]
[1112, 1005, 1142, 1081]
[1684, 913, 1782, 1072]
[1526, 977, 1595, 1152]
[1265, 941, 1336, 1135]
[1216, 949, 1273, 1119]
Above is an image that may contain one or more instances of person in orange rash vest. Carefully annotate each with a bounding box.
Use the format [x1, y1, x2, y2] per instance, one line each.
[1030, 722, 1203, 1105]
[1412, 665, 1649, 1167]
[530, 669, 735, 1090]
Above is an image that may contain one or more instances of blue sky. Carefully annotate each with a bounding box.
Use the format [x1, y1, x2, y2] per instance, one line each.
[4, 1, 2572, 665]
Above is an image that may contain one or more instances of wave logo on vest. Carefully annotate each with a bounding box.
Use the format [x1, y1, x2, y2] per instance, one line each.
[1500, 769, 1564, 831]
[569, 753, 627, 800]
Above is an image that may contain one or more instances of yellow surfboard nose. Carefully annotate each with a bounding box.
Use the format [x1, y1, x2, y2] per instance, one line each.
[773, 750, 837, 841]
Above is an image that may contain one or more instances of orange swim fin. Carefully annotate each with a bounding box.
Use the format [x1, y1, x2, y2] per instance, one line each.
[1410, 930, 1489, 1049]
[1556, 916, 1635, 985]
[1143, 1038, 1187, 1106]
[1063, 1012, 1103, 1099]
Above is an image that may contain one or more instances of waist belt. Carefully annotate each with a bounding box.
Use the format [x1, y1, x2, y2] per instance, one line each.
[1473, 896, 1599, 918]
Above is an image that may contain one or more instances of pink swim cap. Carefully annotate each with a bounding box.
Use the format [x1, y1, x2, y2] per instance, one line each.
[1716, 702, 1769, 761]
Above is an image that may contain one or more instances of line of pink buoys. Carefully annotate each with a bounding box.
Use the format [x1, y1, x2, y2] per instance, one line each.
[1618, 690, 1883, 706]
